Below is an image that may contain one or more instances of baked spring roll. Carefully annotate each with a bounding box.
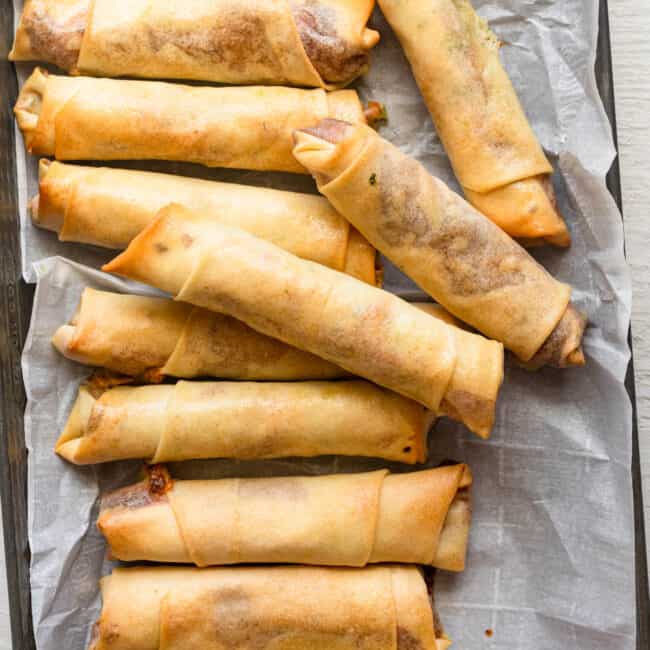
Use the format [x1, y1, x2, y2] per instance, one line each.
[31, 160, 377, 284]
[293, 120, 586, 368]
[377, 0, 569, 246]
[56, 379, 433, 465]
[14, 67, 366, 173]
[103, 205, 504, 436]
[54, 289, 501, 436]
[99, 464, 472, 571]
[11, 0, 380, 88]
[90, 565, 452, 650]
[53, 288, 346, 381]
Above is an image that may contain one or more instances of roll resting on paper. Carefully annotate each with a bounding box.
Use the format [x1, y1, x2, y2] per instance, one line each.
[98, 464, 472, 571]
[293, 120, 586, 368]
[52, 288, 346, 381]
[377, 0, 570, 246]
[55, 379, 434, 465]
[10, 0, 379, 87]
[89, 565, 452, 650]
[30, 160, 378, 284]
[101, 204, 504, 437]
[53, 287, 503, 437]
[13, 67, 367, 173]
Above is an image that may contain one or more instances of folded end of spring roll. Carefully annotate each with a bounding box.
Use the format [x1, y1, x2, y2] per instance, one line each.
[52, 318, 88, 366]
[291, 0, 380, 86]
[55, 383, 165, 464]
[55, 383, 97, 463]
[522, 304, 587, 370]
[30, 158, 84, 233]
[417, 305, 503, 439]
[10, 0, 88, 71]
[100, 204, 209, 294]
[98, 466, 192, 564]
[52, 287, 191, 377]
[465, 175, 571, 247]
[431, 464, 472, 572]
[15, 67, 82, 157]
[14, 67, 48, 153]
[99, 464, 472, 571]
[327, 89, 368, 126]
[370, 463, 472, 572]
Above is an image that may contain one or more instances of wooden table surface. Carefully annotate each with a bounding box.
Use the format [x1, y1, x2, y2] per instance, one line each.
[0, 2, 647, 649]
[610, 1, 650, 574]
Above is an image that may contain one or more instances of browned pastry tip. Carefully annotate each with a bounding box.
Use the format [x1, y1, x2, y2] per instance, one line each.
[523, 304, 587, 370]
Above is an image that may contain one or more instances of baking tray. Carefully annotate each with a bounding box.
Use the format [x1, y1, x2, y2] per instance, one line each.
[0, 0, 648, 648]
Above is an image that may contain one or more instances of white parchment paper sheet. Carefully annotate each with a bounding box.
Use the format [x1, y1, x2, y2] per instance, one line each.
[15, 0, 636, 647]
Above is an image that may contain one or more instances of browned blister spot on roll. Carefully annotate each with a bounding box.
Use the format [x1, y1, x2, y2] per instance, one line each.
[22, 1, 88, 71]
[148, 464, 173, 496]
[101, 466, 172, 511]
[212, 587, 257, 644]
[397, 627, 424, 649]
[86, 369, 134, 396]
[292, 2, 369, 83]
[194, 312, 288, 367]
[525, 304, 587, 369]
[84, 401, 108, 433]
[141, 14, 276, 73]
[100, 481, 166, 511]
[440, 389, 495, 434]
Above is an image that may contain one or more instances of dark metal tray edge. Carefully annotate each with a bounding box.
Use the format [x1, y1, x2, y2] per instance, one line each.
[0, 0, 647, 648]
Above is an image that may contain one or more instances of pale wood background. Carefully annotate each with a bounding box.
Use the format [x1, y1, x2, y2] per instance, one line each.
[610, 1, 650, 572]
[0, 3, 647, 649]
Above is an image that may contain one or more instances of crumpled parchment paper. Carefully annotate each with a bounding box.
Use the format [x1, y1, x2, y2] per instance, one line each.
[15, 0, 636, 647]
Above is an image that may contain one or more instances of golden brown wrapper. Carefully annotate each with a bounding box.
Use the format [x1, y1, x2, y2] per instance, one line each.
[10, 0, 89, 72]
[99, 464, 472, 571]
[14, 67, 365, 173]
[102, 205, 504, 435]
[32, 160, 377, 284]
[52, 288, 345, 381]
[376, 0, 569, 245]
[89, 565, 451, 650]
[11, 0, 379, 87]
[53, 289, 500, 436]
[56, 379, 432, 465]
[293, 120, 585, 366]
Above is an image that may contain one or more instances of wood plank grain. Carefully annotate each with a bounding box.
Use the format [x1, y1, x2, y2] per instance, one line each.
[610, 0, 650, 575]
[0, 2, 36, 649]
